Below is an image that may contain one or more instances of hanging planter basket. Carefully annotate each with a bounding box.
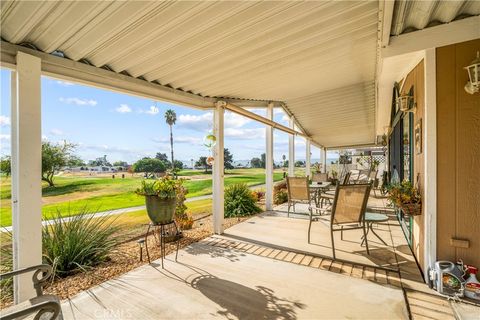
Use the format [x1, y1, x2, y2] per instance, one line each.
[400, 202, 422, 216]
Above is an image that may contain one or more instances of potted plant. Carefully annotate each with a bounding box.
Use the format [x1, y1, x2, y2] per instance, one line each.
[135, 176, 179, 224]
[387, 180, 422, 216]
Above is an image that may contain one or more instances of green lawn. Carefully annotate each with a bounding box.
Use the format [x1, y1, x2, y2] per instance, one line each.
[0, 169, 283, 227]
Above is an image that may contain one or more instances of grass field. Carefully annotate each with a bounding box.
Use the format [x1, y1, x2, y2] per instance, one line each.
[0, 168, 283, 227]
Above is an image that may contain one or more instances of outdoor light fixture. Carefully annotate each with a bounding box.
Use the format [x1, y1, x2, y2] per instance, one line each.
[464, 51, 480, 95]
[396, 93, 416, 113]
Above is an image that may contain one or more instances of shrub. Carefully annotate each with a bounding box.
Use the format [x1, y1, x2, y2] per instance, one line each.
[251, 190, 265, 202]
[0, 230, 13, 303]
[273, 180, 288, 205]
[224, 183, 262, 218]
[42, 207, 121, 278]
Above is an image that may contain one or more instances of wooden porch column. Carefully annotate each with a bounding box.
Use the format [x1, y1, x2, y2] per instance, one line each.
[305, 139, 311, 178]
[265, 102, 274, 211]
[212, 101, 225, 234]
[288, 118, 295, 177]
[11, 52, 42, 303]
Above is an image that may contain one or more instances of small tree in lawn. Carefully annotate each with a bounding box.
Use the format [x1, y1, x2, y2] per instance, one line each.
[42, 140, 76, 187]
[195, 156, 211, 173]
[0, 156, 11, 176]
[224, 148, 234, 172]
[250, 157, 262, 168]
[164, 109, 177, 172]
[132, 158, 166, 178]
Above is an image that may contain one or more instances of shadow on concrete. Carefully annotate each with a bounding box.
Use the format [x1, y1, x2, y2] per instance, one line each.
[183, 242, 246, 262]
[190, 275, 305, 320]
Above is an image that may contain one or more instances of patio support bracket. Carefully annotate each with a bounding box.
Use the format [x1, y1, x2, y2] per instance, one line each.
[212, 101, 225, 234]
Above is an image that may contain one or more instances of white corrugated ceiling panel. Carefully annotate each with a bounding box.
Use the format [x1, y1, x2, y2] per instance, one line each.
[287, 82, 376, 148]
[1, 0, 380, 148]
[391, 0, 480, 36]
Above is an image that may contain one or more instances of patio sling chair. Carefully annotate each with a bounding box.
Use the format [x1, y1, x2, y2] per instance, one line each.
[319, 171, 352, 207]
[286, 176, 312, 217]
[308, 183, 372, 260]
[312, 172, 328, 183]
[0, 264, 63, 320]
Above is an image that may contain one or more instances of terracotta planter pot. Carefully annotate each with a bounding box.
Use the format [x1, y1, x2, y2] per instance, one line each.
[144, 195, 176, 225]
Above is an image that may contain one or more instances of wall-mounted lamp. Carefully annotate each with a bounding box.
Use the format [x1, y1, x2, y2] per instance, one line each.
[396, 93, 416, 113]
[464, 51, 480, 94]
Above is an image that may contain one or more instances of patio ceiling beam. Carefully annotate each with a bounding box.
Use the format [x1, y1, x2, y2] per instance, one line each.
[382, 15, 480, 58]
[326, 143, 377, 150]
[223, 102, 308, 138]
[280, 103, 309, 137]
[0, 41, 216, 110]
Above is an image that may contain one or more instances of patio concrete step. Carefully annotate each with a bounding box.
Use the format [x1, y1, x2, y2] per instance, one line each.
[202, 236, 403, 288]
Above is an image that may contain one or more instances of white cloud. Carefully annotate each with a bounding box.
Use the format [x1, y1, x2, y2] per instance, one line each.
[0, 134, 10, 141]
[225, 128, 265, 140]
[281, 115, 290, 122]
[56, 80, 74, 86]
[177, 111, 251, 132]
[138, 106, 159, 115]
[177, 113, 212, 131]
[49, 128, 64, 136]
[115, 104, 132, 113]
[152, 136, 202, 145]
[59, 97, 97, 106]
[0, 116, 10, 127]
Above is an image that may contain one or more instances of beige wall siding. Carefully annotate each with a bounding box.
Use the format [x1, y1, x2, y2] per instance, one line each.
[436, 39, 480, 268]
[400, 61, 425, 270]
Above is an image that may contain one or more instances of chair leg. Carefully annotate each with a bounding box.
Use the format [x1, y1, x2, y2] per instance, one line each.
[308, 208, 313, 243]
[362, 223, 370, 255]
[341, 226, 344, 240]
[331, 228, 336, 260]
[287, 201, 290, 217]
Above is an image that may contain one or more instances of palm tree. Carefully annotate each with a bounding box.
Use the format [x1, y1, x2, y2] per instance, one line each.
[164, 109, 177, 172]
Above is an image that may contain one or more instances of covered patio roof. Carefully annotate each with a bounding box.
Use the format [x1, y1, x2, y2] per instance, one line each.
[2, 1, 478, 148]
[1, 0, 381, 148]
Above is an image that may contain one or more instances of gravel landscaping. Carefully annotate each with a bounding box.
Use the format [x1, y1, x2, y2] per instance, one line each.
[0, 215, 252, 308]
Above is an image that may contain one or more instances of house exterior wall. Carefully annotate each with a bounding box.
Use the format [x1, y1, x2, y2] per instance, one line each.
[400, 60, 426, 271]
[436, 39, 480, 268]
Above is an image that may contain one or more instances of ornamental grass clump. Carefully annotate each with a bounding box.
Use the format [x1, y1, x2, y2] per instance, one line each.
[224, 183, 262, 218]
[42, 207, 121, 278]
[0, 230, 13, 303]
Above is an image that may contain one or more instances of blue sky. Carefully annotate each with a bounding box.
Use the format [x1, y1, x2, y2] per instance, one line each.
[1, 68, 336, 165]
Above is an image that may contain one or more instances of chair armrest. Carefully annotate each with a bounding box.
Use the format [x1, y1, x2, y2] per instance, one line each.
[0, 264, 52, 296]
[1, 294, 61, 320]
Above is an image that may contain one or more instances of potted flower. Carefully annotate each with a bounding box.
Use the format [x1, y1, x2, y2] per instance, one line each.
[135, 177, 179, 224]
[387, 180, 422, 216]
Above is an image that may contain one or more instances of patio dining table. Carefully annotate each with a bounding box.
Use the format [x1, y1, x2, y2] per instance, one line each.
[309, 181, 332, 207]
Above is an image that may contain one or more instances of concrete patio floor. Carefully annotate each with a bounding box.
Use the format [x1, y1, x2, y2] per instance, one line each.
[61, 240, 408, 320]
[60, 194, 478, 319]
[224, 195, 424, 284]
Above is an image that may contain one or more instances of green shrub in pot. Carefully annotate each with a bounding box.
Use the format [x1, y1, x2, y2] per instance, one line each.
[136, 177, 180, 224]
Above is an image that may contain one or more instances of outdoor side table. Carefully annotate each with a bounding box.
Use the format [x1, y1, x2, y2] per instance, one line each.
[144, 221, 182, 268]
[361, 212, 389, 246]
